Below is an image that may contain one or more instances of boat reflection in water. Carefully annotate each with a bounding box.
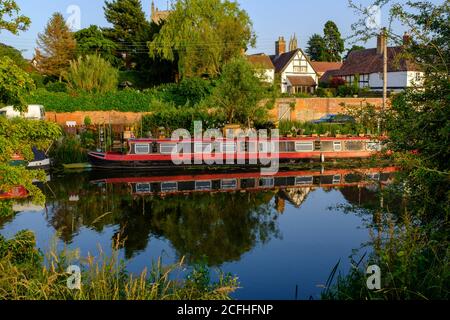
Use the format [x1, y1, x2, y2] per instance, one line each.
[90, 167, 397, 197]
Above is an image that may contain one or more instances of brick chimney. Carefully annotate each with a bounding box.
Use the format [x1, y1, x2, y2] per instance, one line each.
[377, 28, 387, 55]
[276, 36, 286, 56]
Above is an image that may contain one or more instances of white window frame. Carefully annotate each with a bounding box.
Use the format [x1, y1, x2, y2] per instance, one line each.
[333, 141, 342, 151]
[195, 180, 212, 191]
[332, 175, 341, 184]
[161, 181, 178, 192]
[221, 179, 238, 190]
[221, 142, 236, 154]
[135, 143, 150, 155]
[259, 177, 275, 188]
[194, 143, 212, 154]
[135, 183, 151, 193]
[160, 143, 178, 154]
[295, 176, 314, 185]
[295, 141, 314, 152]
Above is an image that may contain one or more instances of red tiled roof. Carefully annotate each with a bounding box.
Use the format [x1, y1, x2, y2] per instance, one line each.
[310, 61, 343, 74]
[335, 46, 420, 76]
[247, 54, 274, 70]
[287, 76, 316, 86]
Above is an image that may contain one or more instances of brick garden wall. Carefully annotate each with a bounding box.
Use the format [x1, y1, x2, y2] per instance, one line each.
[46, 98, 385, 126]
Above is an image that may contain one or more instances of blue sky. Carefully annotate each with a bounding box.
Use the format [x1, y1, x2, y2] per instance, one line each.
[0, 0, 443, 59]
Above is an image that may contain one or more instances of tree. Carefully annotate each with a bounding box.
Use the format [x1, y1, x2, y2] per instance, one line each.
[148, 0, 256, 78]
[345, 45, 365, 60]
[74, 25, 118, 64]
[306, 34, 327, 61]
[0, 56, 35, 112]
[323, 21, 345, 62]
[65, 55, 119, 93]
[208, 57, 268, 127]
[35, 13, 76, 80]
[0, 0, 30, 34]
[0, 43, 27, 69]
[103, 0, 150, 69]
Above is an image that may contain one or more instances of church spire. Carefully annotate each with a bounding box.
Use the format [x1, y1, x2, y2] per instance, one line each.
[289, 33, 298, 51]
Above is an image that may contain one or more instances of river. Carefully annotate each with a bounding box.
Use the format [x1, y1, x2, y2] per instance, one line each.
[0, 166, 395, 299]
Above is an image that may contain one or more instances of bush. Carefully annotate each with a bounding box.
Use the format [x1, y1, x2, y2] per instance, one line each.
[65, 55, 119, 94]
[45, 81, 68, 93]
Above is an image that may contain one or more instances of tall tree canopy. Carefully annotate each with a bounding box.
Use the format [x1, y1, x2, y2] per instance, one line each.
[148, 0, 256, 78]
[74, 25, 118, 64]
[103, 0, 150, 69]
[35, 13, 76, 80]
[208, 57, 268, 127]
[306, 33, 327, 61]
[0, 0, 30, 34]
[322, 21, 345, 62]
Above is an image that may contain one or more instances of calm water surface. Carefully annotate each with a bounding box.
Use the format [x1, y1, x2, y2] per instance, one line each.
[0, 167, 391, 299]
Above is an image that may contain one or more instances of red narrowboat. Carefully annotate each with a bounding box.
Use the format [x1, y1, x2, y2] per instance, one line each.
[88, 137, 384, 169]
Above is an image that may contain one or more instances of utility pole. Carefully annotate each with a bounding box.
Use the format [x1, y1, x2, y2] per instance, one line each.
[382, 27, 388, 135]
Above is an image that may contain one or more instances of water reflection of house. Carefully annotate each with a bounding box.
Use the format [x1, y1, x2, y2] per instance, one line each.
[280, 188, 314, 208]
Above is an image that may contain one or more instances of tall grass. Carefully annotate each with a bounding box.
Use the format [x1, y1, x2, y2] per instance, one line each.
[0, 231, 238, 300]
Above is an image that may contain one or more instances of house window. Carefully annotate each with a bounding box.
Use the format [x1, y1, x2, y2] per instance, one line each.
[295, 141, 314, 152]
[415, 73, 421, 82]
[293, 66, 307, 73]
[135, 144, 150, 154]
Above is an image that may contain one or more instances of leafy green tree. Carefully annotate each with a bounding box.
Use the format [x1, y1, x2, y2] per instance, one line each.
[323, 21, 345, 62]
[103, 0, 150, 69]
[148, 0, 256, 78]
[0, 43, 27, 69]
[65, 55, 119, 94]
[0, 56, 35, 112]
[74, 25, 118, 64]
[35, 13, 76, 80]
[306, 34, 327, 61]
[208, 57, 268, 127]
[0, 0, 30, 34]
[344, 45, 365, 60]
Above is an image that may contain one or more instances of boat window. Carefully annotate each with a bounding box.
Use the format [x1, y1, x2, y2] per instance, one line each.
[333, 141, 342, 151]
[367, 142, 381, 151]
[332, 175, 341, 184]
[295, 176, 314, 185]
[295, 142, 314, 152]
[221, 179, 238, 190]
[194, 143, 212, 154]
[161, 182, 178, 192]
[135, 143, 150, 154]
[0, 110, 6, 117]
[160, 143, 178, 154]
[135, 183, 151, 193]
[195, 180, 212, 191]
[259, 177, 274, 188]
[221, 142, 236, 153]
[367, 173, 380, 181]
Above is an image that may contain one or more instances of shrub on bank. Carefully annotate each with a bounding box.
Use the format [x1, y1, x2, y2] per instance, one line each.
[0, 231, 238, 300]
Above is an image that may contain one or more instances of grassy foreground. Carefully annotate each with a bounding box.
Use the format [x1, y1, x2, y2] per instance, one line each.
[0, 230, 238, 300]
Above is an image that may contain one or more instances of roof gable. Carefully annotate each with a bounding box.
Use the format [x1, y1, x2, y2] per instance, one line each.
[270, 49, 318, 75]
